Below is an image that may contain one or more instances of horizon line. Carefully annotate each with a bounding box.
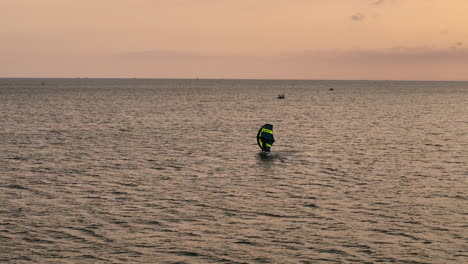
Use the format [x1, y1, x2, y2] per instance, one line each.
[1, 76, 468, 82]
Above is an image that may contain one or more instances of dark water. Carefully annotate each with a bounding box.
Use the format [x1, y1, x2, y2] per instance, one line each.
[1, 78, 467, 263]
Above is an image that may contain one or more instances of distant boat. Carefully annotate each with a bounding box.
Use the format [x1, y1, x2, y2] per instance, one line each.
[277, 94, 285, 99]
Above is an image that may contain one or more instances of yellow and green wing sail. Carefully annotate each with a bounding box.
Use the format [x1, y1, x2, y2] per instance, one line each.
[257, 124, 275, 152]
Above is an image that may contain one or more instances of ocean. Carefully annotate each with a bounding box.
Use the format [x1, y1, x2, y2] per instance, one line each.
[1, 78, 467, 263]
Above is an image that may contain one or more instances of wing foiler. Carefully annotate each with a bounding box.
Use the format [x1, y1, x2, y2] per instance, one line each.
[257, 124, 275, 152]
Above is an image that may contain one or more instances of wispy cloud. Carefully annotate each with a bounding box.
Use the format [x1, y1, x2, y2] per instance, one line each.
[114, 46, 468, 66]
[440, 29, 449, 35]
[351, 13, 365, 21]
[4, 47, 466, 80]
[370, 0, 397, 5]
[117, 50, 200, 61]
[371, 0, 385, 5]
[299, 47, 468, 63]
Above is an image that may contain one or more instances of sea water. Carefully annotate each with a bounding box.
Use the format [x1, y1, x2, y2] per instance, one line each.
[1, 78, 467, 263]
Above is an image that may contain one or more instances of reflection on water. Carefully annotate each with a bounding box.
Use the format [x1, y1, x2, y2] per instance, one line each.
[0, 79, 467, 263]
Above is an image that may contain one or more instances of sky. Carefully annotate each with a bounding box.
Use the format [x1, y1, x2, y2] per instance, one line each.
[1, 0, 468, 80]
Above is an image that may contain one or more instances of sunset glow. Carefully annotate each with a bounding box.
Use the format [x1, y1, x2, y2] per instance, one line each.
[2, 0, 468, 80]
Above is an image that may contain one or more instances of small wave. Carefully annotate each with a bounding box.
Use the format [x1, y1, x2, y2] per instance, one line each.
[7, 156, 27, 161]
[143, 220, 162, 226]
[257, 212, 292, 218]
[171, 250, 201, 257]
[234, 240, 256, 245]
[3, 184, 29, 190]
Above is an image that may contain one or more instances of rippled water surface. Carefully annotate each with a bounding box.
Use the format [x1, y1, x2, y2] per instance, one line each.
[1, 79, 467, 263]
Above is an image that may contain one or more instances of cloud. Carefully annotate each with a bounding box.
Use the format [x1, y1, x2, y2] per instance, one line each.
[299, 47, 468, 64]
[440, 29, 449, 35]
[5, 46, 466, 80]
[371, 0, 385, 5]
[114, 47, 468, 67]
[113, 50, 224, 63]
[351, 13, 365, 21]
[370, 0, 397, 5]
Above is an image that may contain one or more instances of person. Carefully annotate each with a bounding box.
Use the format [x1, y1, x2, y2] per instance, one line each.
[261, 138, 273, 152]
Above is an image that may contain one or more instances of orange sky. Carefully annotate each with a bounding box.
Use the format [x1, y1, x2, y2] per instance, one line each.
[1, 0, 468, 80]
